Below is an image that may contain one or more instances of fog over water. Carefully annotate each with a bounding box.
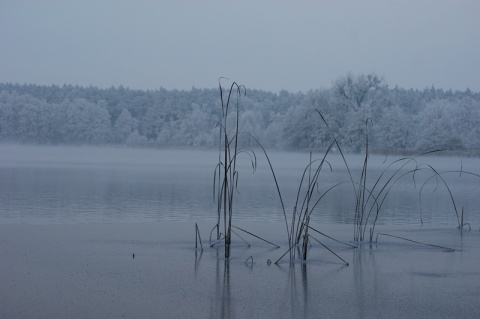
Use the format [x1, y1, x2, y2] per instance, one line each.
[1, 144, 479, 226]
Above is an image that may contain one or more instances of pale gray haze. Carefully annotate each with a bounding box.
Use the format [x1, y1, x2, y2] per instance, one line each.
[1, 0, 479, 92]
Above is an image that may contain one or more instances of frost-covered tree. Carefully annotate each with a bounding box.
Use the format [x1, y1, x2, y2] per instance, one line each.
[140, 104, 166, 141]
[156, 121, 175, 146]
[281, 89, 339, 150]
[177, 103, 213, 146]
[88, 101, 111, 144]
[340, 106, 375, 153]
[333, 73, 386, 112]
[282, 103, 313, 150]
[332, 73, 388, 152]
[377, 105, 413, 151]
[416, 99, 459, 151]
[126, 130, 148, 147]
[446, 97, 480, 150]
[0, 91, 66, 144]
[262, 112, 285, 148]
[114, 108, 137, 143]
[1, 82, 479, 152]
[238, 109, 264, 147]
[59, 98, 111, 145]
[17, 101, 42, 142]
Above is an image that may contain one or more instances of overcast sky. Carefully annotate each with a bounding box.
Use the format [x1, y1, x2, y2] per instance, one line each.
[1, 0, 479, 92]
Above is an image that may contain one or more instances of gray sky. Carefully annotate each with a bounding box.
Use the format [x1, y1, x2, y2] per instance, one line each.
[1, 0, 479, 92]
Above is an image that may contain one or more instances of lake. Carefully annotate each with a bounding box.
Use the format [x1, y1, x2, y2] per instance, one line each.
[1, 144, 479, 227]
[1, 144, 480, 318]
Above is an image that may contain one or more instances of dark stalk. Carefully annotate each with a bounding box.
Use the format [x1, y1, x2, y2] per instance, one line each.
[195, 223, 203, 250]
[375, 233, 455, 252]
[304, 224, 357, 248]
[308, 234, 349, 266]
[232, 225, 280, 248]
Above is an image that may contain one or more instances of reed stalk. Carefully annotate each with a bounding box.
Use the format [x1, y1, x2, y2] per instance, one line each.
[213, 79, 246, 258]
[275, 110, 356, 262]
[419, 169, 480, 229]
[195, 223, 203, 250]
[212, 79, 280, 258]
[375, 233, 455, 252]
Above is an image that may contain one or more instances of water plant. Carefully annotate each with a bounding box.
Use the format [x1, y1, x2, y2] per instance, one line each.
[279, 111, 470, 248]
[351, 137, 480, 242]
[204, 84, 478, 264]
[211, 79, 247, 258]
[211, 79, 280, 258]
[352, 147, 444, 242]
[282, 147, 350, 262]
[418, 167, 480, 230]
[275, 111, 356, 264]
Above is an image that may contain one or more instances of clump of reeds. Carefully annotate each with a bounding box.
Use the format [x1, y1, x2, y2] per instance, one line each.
[275, 110, 355, 264]
[418, 166, 480, 230]
[351, 130, 461, 241]
[206, 93, 478, 262]
[276, 109, 474, 261]
[352, 148, 444, 242]
[212, 79, 247, 258]
[211, 79, 280, 258]
[350, 120, 479, 241]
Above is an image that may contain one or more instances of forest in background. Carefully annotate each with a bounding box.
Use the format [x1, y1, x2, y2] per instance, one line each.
[1, 74, 479, 155]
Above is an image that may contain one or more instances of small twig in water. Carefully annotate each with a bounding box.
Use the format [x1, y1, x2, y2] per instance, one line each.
[275, 240, 299, 264]
[308, 234, 349, 266]
[305, 224, 357, 248]
[209, 224, 219, 246]
[210, 235, 226, 248]
[232, 225, 280, 248]
[458, 207, 471, 231]
[231, 228, 251, 247]
[375, 233, 455, 252]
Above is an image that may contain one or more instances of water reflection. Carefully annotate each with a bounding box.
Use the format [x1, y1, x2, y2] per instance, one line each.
[278, 262, 347, 318]
[353, 244, 376, 318]
[1, 146, 479, 226]
[194, 249, 203, 279]
[203, 255, 353, 318]
[282, 265, 306, 318]
[210, 248, 233, 319]
[191, 225, 479, 319]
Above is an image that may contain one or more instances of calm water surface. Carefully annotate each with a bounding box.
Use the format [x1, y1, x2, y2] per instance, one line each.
[1, 144, 479, 226]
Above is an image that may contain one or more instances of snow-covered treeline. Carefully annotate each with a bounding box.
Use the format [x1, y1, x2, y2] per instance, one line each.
[1, 74, 479, 154]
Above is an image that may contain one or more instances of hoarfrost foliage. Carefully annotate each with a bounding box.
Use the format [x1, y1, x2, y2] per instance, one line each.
[415, 99, 473, 151]
[126, 130, 148, 147]
[377, 105, 413, 151]
[114, 108, 137, 143]
[1, 75, 479, 153]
